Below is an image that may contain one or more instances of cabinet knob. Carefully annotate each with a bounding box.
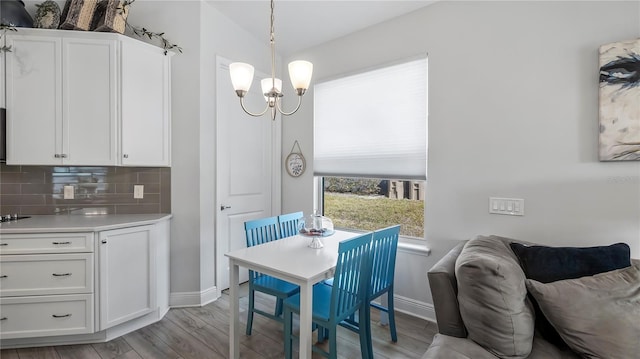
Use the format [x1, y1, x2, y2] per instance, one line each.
[0, 317, 7, 321]
[101, 240, 107, 244]
[53, 241, 71, 245]
[0, 275, 7, 278]
[123, 154, 129, 158]
[221, 205, 231, 211]
[54, 154, 61, 158]
[61, 154, 68, 158]
[0, 243, 7, 246]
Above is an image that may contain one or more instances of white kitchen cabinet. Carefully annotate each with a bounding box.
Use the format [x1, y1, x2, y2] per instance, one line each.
[3, 28, 171, 167]
[1, 38, 5, 109]
[120, 38, 171, 167]
[0, 232, 95, 339]
[98, 225, 156, 330]
[5, 33, 117, 166]
[0, 216, 170, 345]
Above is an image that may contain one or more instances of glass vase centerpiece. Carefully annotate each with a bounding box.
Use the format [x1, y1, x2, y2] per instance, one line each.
[299, 211, 334, 249]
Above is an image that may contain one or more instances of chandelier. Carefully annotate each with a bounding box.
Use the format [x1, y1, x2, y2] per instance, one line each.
[229, 0, 313, 121]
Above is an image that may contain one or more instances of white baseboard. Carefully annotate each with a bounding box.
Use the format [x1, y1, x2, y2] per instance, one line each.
[392, 294, 436, 323]
[170, 286, 220, 308]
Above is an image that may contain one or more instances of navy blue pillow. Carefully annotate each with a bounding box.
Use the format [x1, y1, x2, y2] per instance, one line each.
[510, 242, 631, 348]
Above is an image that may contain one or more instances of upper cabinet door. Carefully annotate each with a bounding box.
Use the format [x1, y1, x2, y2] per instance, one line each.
[120, 40, 171, 167]
[5, 35, 62, 165]
[63, 38, 118, 166]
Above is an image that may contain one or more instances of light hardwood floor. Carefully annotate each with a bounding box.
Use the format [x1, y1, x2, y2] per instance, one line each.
[1, 285, 437, 359]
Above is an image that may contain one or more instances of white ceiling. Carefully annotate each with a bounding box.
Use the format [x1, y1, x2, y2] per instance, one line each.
[207, 1, 436, 57]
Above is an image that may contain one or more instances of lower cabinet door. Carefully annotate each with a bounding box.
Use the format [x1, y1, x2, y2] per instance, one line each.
[98, 225, 156, 330]
[0, 294, 94, 339]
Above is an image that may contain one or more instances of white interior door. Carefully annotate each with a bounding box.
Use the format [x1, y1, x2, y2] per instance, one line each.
[215, 56, 280, 291]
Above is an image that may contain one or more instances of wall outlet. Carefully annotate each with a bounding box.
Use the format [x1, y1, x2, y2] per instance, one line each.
[134, 185, 144, 199]
[63, 186, 74, 200]
[489, 197, 524, 216]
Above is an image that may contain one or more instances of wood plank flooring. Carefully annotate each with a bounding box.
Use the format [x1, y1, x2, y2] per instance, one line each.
[1, 285, 437, 358]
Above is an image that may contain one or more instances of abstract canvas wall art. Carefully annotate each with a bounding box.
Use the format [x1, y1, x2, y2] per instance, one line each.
[598, 38, 640, 161]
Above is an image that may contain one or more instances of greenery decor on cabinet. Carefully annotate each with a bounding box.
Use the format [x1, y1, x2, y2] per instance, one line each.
[120, 0, 182, 55]
[0, 24, 17, 53]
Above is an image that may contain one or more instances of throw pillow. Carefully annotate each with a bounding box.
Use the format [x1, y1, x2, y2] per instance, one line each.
[509, 242, 631, 283]
[456, 236, 535, 359]
[509, 242, 631, 347]
[525, 263, 640, 359]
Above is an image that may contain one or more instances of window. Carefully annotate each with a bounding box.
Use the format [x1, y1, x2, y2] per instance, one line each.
[314, 58, 428, 238]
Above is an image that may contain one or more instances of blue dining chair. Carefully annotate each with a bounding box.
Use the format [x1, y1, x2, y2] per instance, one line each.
[283, 232, 374, 359]
[244, 216, 300, 335]
[367, 225, 400, 344]
[278, 211, 304, 238]
[329, 225, 400, 354]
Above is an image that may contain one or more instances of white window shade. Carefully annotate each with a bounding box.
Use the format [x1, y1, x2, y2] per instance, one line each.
[314, 58, 427, 180]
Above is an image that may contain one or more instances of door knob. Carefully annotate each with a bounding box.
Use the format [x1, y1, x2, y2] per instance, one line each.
[220, 205, 231, 211]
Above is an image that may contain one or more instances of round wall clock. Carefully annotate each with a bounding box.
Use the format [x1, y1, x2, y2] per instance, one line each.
[286, 152, 306, 177]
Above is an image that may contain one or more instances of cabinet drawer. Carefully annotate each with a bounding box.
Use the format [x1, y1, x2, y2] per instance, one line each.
[0, 233, 94, 254]
[0, 253, 93, 297]
[0, 294, 94, 339]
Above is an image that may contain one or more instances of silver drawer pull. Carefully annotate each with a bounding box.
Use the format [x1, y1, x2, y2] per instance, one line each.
[0, 317, 7, 321]
[0, 275, 7, 279]
[52, 273, 72, 277]
[0, 243, 7, 246]
[52, 241, 71, 245]
[52, 314, 72, 318]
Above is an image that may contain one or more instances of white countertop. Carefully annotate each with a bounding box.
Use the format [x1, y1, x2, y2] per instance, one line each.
[0, 214, 172, 234]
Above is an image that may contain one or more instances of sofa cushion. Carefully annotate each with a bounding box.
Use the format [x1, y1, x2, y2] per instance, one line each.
[422, 333, 502, 359]
[525, 262, 640, 359]
[455, 236, 535, 359]
[427, 240, 468, 338]
[510, 242, 631, 347]
[422, 332, 580, 359]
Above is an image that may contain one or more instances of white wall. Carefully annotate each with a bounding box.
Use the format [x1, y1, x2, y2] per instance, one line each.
[283, 1, 640, 315]
[127, 1, 274, 303]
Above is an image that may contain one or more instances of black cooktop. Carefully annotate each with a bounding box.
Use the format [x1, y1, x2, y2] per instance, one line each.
[0, 215, 31, 223]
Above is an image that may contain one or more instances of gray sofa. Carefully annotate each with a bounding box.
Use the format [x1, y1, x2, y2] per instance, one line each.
[422, 235, 639, 359]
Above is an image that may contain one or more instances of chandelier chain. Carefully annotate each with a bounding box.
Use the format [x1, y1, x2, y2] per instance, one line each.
[270, 0, 276, 88]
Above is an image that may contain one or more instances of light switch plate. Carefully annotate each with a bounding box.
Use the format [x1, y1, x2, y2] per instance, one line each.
[134, 185, 144, 199]
[63, 186, 74, 200]
[489, 197, 524, 216]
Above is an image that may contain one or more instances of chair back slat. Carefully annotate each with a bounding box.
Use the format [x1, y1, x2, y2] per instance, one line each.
[278, 211, 304, 238]
[330, 232, 373, 322]
[370, 225, 400, 298]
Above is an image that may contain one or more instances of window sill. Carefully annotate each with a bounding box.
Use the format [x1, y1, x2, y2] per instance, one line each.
[398, 240, 431, 256]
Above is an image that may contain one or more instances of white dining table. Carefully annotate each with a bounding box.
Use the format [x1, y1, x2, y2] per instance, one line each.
[225, 229, 360, 359]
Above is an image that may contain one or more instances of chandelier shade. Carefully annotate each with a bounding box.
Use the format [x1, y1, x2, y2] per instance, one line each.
[288, 60, 313, 94]
[229, 62, 255, 94]
[229, 0, 313, 120]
